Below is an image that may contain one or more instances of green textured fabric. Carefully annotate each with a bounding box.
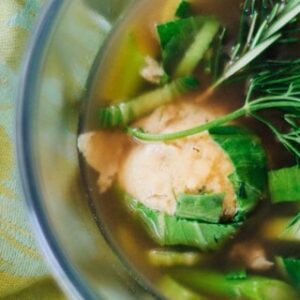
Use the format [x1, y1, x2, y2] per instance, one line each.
[0, 0, 112, 297]
[0, 0, 63, 298]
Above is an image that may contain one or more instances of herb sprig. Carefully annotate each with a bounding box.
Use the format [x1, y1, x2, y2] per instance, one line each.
[129, 0, 300, 160]
[128, 59, 300, 159]
[213, 0, 300, 87]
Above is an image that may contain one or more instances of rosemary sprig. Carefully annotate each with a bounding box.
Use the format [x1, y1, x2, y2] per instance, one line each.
[128, 59, 300, 160]
[213, 0, 300, 88]
[128, 1, 300, 160]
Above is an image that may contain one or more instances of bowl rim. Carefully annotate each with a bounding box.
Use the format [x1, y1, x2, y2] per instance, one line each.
[16, 1, 99, 299]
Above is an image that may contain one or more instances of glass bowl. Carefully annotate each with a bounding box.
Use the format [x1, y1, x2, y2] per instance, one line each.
[17, 0, 158, 299]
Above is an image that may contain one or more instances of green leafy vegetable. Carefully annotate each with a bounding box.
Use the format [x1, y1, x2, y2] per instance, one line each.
[176, 193, 224, 223]
[209, 126, 267, 220]
[276, 213, 300, 291]
[277, 257, 300, 291]
[280, 213, 300, 241]
[160, 276, 208, 300]
[126, 195, 239, 251]
[269, 166, 300, 203]
[225, 269, 248, 280]
[157, 16, 220, 76]
[173, 268, 298, 300]
[98, 76, 199, 128]
[128, 58, 300, 160]
[175, 18, 220, 77]
[175, 1, 193, 19]
[148, 249, 201, 266]
[128, 1, 300, 152]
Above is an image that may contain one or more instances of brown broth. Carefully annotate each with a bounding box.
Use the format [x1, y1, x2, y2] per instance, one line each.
[80, 0, 300, 299]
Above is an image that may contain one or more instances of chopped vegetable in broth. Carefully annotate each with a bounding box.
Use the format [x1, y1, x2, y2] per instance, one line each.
[79, 0, 300, 299]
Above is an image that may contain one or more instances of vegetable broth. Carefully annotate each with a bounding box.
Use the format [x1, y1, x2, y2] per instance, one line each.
[80, 0, 300, 299]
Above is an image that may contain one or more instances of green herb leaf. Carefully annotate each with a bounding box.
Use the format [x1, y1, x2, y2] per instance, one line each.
[269, 166, 300, 203]
[214, 0, 300, 87]
[214, 34, 280, 87]
[176, 193, 224, 223]
[128, 58, 300, 161]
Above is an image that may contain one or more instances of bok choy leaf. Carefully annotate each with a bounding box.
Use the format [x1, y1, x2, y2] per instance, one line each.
[276, 213, 300, 291]
[148, 249, 201, 266]
[98, 76, 199, 128]
[160, 276, 207, 300]
[277, 257, 300, 291]
[157, 16, 220, 76]
[176, 193, 224, 223]
[128, 126, 267, 220]
[209, 126, 267, 220]
[175, 1, 193, 19]
[269, 166, 300, 203]
[126, 195, 239, 251]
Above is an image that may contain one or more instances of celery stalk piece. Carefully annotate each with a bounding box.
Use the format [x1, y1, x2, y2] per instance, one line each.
[173, 269, 298, 300]
[176, 193, 224, 223]
[98, 76, 199, 128]
[269, 166, 300, 203]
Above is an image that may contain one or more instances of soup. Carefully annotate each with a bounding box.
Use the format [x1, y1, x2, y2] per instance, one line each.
[79, 0, 300, 299]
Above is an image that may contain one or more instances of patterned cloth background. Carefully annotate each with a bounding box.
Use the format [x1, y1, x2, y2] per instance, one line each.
[0, 0, 64, 299]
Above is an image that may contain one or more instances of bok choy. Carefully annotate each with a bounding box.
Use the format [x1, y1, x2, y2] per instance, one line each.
[172, 268, 298, 300]
[209, 126, 267, 220]
[276, 213, 300, 291]
[126, 194, 239, 251]
[269, 166, 300, 203]
[98, 76, 199, 128]
[176, 193, 224, 223]
[175, 1, 193, 19]
[157, 16, 220, 76]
